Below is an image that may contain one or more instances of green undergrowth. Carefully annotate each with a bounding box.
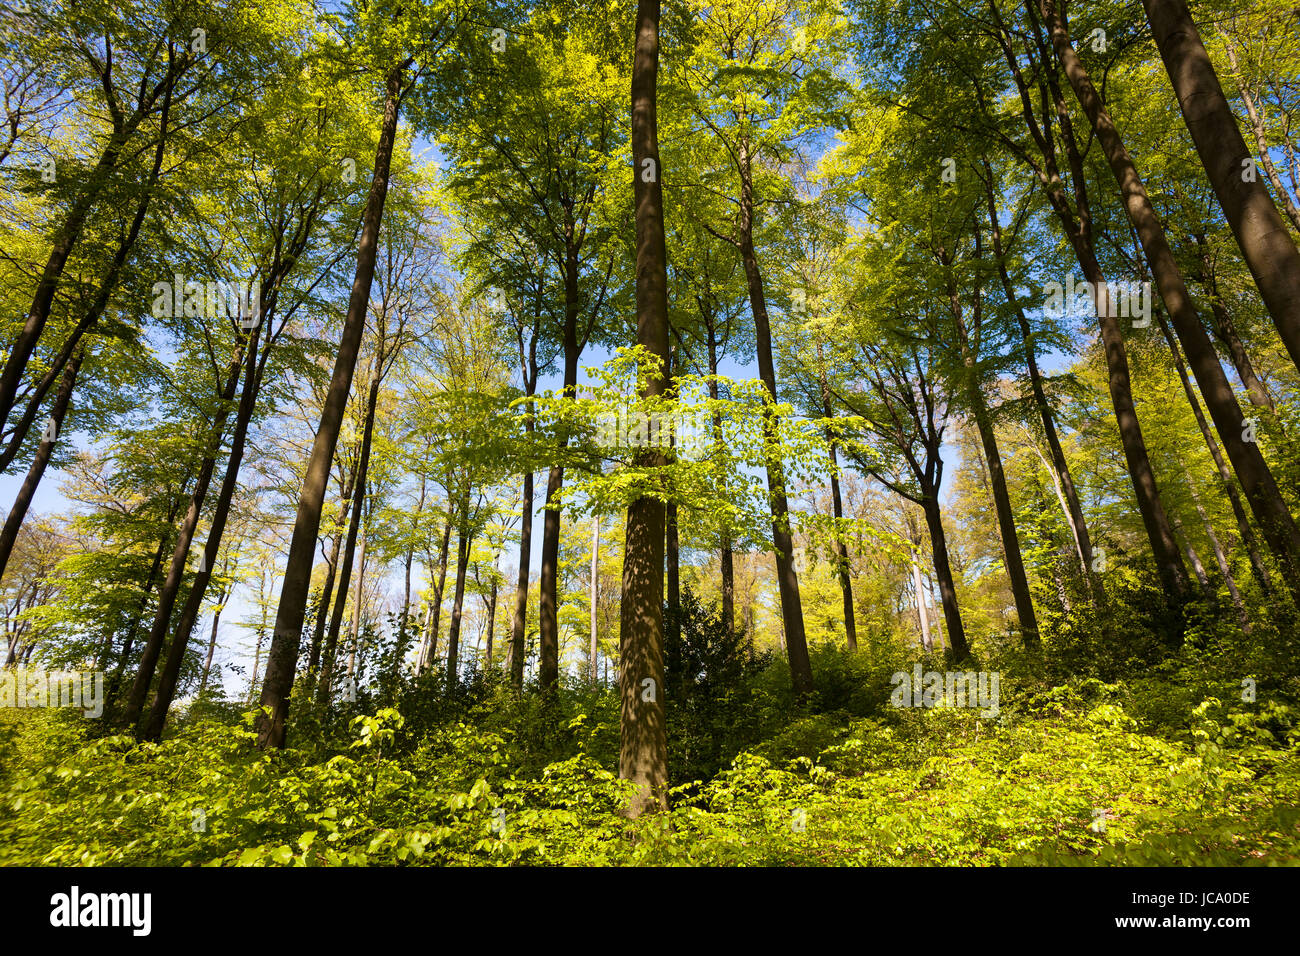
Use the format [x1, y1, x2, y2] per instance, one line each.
[2, 673, 1296, 866]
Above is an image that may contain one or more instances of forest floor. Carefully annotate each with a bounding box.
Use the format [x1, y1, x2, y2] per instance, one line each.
[2, 646, 1298, 866]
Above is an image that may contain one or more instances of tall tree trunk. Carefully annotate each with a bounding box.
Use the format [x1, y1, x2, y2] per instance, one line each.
[906, 511, 933, 653]
[620, 0, 670, 817]
[538, 251, 583, 695]
[510, 463, 533, 692]
[485, 575, 497, 669]
[257, 64, 406, 748]
[1142, 0, 1300, 374]
[589, 515, 600, 684]
[705, 323, 736, 644]
[819, 371, 858, 651]
[1190, 233, 1275, 415]
[1002, 3, 1190, 603]
[1073, 241, 1188, 601]
[737, 140, 813, 697]
[320, 367, 381, 701]
[921, 494, 971, 661]
[1154, 306, 1274, 595]
[445, 508, 472, 689]
[197, 587, 227, 701]
[1044, 0, 1300, 602]
[983, 169, 1098, 591]
[346, 527, 367, 684]
[419, 514, 453, 676]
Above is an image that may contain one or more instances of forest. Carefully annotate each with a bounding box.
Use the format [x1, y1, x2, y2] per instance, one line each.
[0, 0, 1298, 868]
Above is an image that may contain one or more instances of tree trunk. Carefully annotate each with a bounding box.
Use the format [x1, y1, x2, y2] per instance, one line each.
[258, 64, 406, 749]
[320, 367, 381, 701]
[485, 575, 497, 669]
[589, 515, 600, 684]
[1142, 0, 1300, 375]
[665, 501, 680, 616]
[737, 140, 813, 697]
[1190, 233, 1275, 415]
[705, 324, 736, 644]
[538, 250, 583, 696]
[815, 357, 859, 651]
[1154, 305, 1274, 594]
[1004, 5, 1190, 604]
[345, 527, 366, 684]
[620, 0, 670, 817]
[197, 590, 226, 701]
[445, 511, 472, 689]
[983, 170, 1098, 592]
[921, 494, 970, 661]
[510, 463, 533, 692]
[419, 514, 453, 676]
[1190, 480, 1248, 627]
[909, 535, 933, 652]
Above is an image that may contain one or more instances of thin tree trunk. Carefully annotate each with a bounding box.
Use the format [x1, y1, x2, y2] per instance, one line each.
[320, 367, 381, 701]
[538, 253, 583, 696]
[1191, 233, 1275, 415]
[1154, 305, 1274, 594]
[346, 526, 366, 683]
[510, 464, 533, 692]
[419, 514, 453, 676]
[665, 501, 680, 616]
[197, 591, 226, 700]
[1190, 480, 1249, 628]
[620, 0, 670, 817]
[589, 515, 600, 684]
[737, 138, 813, 697]
[445, 508, 472, 689]
[485, 575, 497, 669]
[922, 494, 970, 661]
[906, 509, 934, 652]
[705, 323, 736, 644]
[819, 367, 858, 651]
[983, 169, 1098, 592]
